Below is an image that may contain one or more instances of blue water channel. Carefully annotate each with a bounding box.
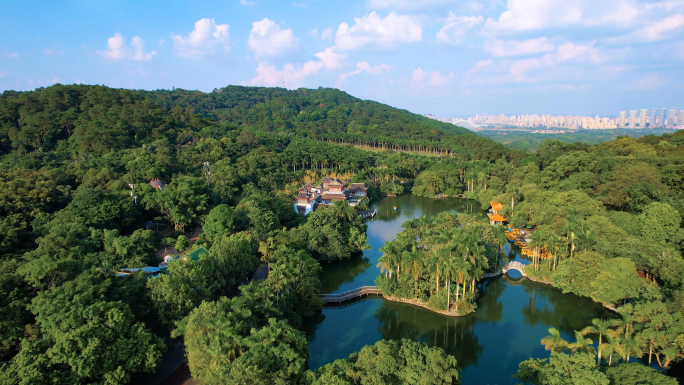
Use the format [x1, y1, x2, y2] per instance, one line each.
[303, 195, 609, 384]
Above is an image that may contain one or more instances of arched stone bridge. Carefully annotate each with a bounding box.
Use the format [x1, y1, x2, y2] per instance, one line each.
[483, 261, 527, 278]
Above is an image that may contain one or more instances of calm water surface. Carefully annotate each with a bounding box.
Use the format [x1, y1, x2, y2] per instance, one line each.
[304, 195, 609, 384]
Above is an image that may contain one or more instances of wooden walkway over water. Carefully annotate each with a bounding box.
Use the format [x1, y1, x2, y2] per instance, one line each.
[320, 286, 382, 303]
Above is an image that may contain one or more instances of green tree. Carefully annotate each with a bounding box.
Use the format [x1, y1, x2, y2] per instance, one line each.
[142, 176, 209, 231]
[638, 202, 681, 244]
[204, 204, 236, 243]
[541, 327, 570, 353]
[582, 318, 619, 365]
[604, 363, 678, 385]
[515, 351, 609, 385]
[310, 339, 459, 385]
[175, 297, 308, 385]
[590, 258, 643, 306]
[175, 235, 190, 254]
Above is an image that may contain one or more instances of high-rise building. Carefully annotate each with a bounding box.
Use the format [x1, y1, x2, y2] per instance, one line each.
[618, 111, 626, 127]
[659, 109, 666, 125]
[639, 109, 648, 127]
[629, 110, 637, 128]
[649, 109, 657, 127]
[667, 109, 677, 126]
[678, 110, 684, 126]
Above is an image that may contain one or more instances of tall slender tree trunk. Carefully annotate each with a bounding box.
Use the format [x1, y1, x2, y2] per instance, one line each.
[649, 342, 653, 365]
[447, 278, 451, 311]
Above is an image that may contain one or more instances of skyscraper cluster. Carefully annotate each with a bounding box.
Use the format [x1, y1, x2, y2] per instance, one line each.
[617, 108, 684, 128]
[459, 108, 683, 129]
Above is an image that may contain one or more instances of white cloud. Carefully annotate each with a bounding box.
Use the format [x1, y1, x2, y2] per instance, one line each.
[609, 14, 684, 43]
[27, 77, 60, 88]
[158, 39, 165, 46]
[308, 28, 318, 38]
[246, 48, 346, 88]
[240, 0, 256, 6]
[436, 11, 483, 45]
[483, 0, 635, 34]
[467, 42, 607, 85]
[629, 72, 667, 90]
[292, 2, 307, 7]
[3, 53, 20, 59]
[321, 28, 333, 41]
[411, 67, 455, 88]
[129, 68, 148, 77]
[335, 12, 422, 51]
[97, 33, 156, 61]
[484, 37, 555, 57]
[98, 33, 128, 59]
[248, 18, 299, 58]
[483, 0, 684, 37]
[0, 70, 7, 78]
[44, 48, 65, 56]
[313, 48, 347, 70]
[338, 61, 392, 84]
[130, 37, 155, 61]
[171, 18, 230, 58]
[367, 0, 456, 11]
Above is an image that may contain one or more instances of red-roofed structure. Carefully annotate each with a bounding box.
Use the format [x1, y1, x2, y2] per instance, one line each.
[294, 177, 368, 215]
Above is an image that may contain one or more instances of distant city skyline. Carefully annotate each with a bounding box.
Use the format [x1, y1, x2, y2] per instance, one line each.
[1, 1, 683, 117]
[426, 107, 684, 129]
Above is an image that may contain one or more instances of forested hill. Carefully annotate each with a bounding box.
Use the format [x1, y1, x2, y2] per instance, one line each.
[0, 84, 507, 160]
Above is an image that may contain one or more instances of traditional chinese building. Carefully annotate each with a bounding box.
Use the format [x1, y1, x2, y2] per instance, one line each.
[294, 177, 368, 215]
[294, 184, 321, 215]
[487, 201, 506, 226]
[321, 179, 347, 204]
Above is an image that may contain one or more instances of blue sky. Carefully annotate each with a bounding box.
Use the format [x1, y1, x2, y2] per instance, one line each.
[1, 0, 683, 117]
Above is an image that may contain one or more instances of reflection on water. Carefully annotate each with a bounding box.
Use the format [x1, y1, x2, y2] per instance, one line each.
[305, 195, 610, 385]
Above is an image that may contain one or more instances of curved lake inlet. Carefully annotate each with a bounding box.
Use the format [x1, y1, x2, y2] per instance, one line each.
[304, 195, 610, 385]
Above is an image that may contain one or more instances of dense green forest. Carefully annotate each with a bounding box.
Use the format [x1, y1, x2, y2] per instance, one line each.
[477, 128, 674, 152]
[402, 130, 684, 382]
[0, 84, 682, 384]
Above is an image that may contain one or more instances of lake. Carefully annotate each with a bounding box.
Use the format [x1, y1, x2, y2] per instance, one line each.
[304, 195, 610, 384]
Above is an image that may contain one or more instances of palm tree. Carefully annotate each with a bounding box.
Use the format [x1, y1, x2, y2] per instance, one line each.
[333, 200, 357, 222]
[258, 237, 277, 271]
[95, 259, 117, 279]
[599, 333, 624, 366]
[568, 330, 594, 355]
[582, 318, 619, 365]
[577, 226, 596, 253]
[566, 232, 577, 259]
[442, 254, 458, 312]
[427, 232, 448, 294]
[407, 245, 423, 298]
[527, 231, 544, 271]
[267, 262, 290, 308]
[541, 327, 569, 353]
[616, 304, 635, 338]
[621, 335, 644, 363]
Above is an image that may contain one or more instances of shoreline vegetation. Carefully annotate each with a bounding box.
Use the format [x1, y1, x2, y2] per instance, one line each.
[383, 294, 475, 317]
